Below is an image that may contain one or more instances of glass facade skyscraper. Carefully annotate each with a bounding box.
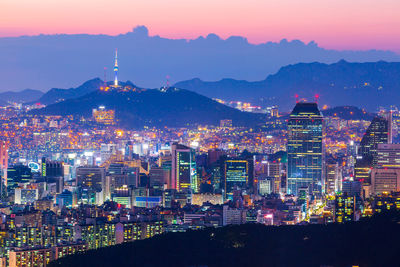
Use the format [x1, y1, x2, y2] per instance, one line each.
[287, 102, 324, 197]
[171, 143, 198, 193]
[358, 116, 389, 164]
[224, 160, 248, 199]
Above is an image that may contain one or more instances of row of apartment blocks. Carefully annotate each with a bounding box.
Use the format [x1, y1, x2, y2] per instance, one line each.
[0, 243, 87, 267]
[0, 220, 164, 266]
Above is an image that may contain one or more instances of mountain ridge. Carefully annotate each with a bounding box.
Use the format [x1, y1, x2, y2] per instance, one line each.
[1, 25, 399, 91]
[175, 60, 400, 111]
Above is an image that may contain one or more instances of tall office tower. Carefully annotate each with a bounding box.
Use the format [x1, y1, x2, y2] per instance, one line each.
[287, 102, 324, 197]
[376, 143, 400, 169]
[7, 165, 32, 191]
[171, 143, 197, 192]
[388, 111, 393, 144]
[266, 161, 283, 193]
[325, 163, 342, 195]
[370, 168, 400, 195]
[114, 49, 119, 86]
[41, 158, 63, 177]
[358, 116, 389, 164]
[0, 141, 8, 190]
[224, 159, 248, 199]
[76, 167, 106, 192]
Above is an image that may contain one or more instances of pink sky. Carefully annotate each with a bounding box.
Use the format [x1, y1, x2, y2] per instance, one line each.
[1, 0, 400, 51]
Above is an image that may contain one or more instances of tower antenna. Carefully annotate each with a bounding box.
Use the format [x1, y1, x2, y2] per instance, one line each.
[114, 49, 119, 86]
[166, 75, 170, 88]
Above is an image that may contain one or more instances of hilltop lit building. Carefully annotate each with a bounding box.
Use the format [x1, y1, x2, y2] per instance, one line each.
[287, 102, 324, 197]
[92, 106, 115, 125]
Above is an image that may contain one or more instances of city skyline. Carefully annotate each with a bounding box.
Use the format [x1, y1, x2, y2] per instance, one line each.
[1, 1, 400, 266]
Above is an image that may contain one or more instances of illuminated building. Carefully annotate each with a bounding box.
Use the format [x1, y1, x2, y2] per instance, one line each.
[376, 143, 400, 169]
[133, 196, 162, 208]
[56, 190, 73, 207]
[257, 175, 275, 196]
[325, 163, 342, 195]
[287, 102, 324, 197]
[357, 116, 389, 173]
[354, 159, 371, 184]
[75, 223, 115, 250]
[7, 165, 32, 191]
[370, 168, 400, 195]
[220, 119, 232, 128]
[76, 167, 105, 192]
[41, 158, 63, 178]
[115, 222, 142, 244]
[14, 227, 44, 248]
[266, 161, 283, 193]
[53, 243, 87, 260]
[92, 106, 115, 125]
[373, 192, 400, 213]
[271, 106, 279, 117]
[0, 141, 8, 198]
[224, 159, 248, 199]
[14, 188, 39, 204]
[9, 248, 52, 267]
[171, 143, 198, 192]
[335, 194, 356, 223]
[141, 221, 164, 239]
[222, 205, 246, 226]
[191, 193, 223, 205]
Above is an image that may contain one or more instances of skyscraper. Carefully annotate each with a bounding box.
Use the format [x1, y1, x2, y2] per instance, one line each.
[358, 116, 389, 163]
[287, 102, 324, 197]
[0, 141, 8, 189]
[355, 116, 389, 184]
[171, 143, 197, 193]
[224, 159, 248, 199]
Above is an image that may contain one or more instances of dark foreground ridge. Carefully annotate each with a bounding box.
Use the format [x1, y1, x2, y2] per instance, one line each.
[49, 211, 400, 267]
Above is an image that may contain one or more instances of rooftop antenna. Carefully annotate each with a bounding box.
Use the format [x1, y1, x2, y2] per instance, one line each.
[295, 94, 299, 103]
[166, 75, 170, 88]
[314, 94, 320, 103]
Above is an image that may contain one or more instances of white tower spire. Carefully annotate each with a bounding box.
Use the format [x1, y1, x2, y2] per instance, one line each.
[114, 49, 119, 86]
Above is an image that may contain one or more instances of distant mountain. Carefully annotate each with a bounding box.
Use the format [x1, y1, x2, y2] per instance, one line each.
[33, 78, 104, 105]
[33, 79, 140, 105]
[175, 60, 400, 111]
[1, 25, 399, 91]
[32, 86, 265, 128]
[0, 89, 43, 105]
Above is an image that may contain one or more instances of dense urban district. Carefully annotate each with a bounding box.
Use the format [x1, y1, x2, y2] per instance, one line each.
[0, 54, 399, 266]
